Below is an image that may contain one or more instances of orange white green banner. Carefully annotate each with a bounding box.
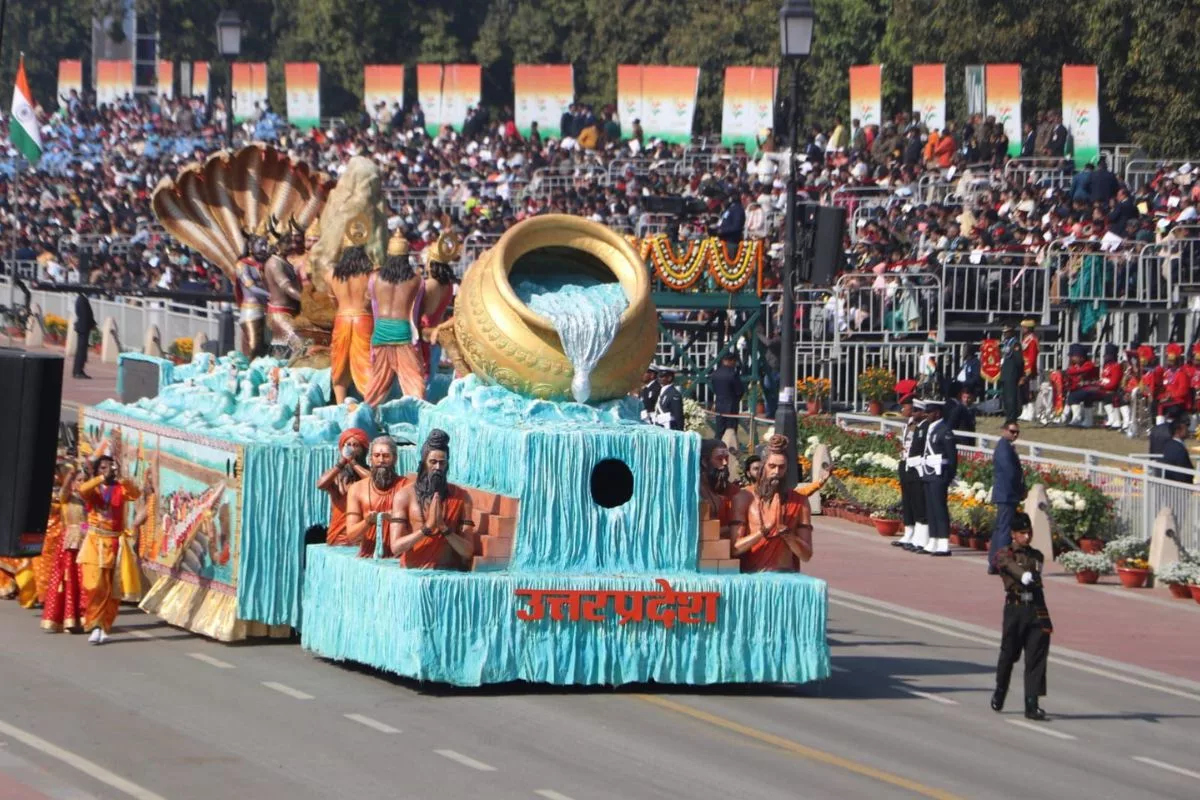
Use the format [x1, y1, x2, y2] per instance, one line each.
[57, 60, 83, 108]
[192, 62, 210, 99]
[416, 64, 481, 136]
[232, 62, 268, 123]
[363, 65, 404, 118]
[985, 64, 1022, 157]
[617, 65, 699, 145]
[95, 60, 133, 108]
[849, 65, 882, 127]
[721, 66, 778, 154]
[514, 64, 574, 139]
[911, 64, 945, 133]
[1062, 65, 1099, 167]
[285, 62, 320, 130]
[157, 60, 173, 100]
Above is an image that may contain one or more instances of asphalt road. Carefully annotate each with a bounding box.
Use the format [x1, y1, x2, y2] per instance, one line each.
[1, 591, 1198, 800]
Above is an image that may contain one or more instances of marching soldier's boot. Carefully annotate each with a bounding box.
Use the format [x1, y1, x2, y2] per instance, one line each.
[1119, 405, 1131, 432]
[931, 537, 951, 557]
[892, 525, 914, 547]
[990, 689, 1005, 712]
[908, 522, 930, 553]
[1024, 696, 1047, 721]
[1019, 404, 1033, 422]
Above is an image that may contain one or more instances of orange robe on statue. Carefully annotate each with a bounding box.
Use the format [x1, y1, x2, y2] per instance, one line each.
[78, 475, 140, 634]
[331, 312, 374, 398]
[400, 486, 476, 570]
[740, 491, 811, 573]
[356, 476, 411, 559]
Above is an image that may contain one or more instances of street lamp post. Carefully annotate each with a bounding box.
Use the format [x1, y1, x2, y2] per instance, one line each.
[775, 0, 814, 491]
[216, 10, 242, 150]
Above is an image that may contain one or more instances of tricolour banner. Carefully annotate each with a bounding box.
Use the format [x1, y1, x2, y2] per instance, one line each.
[911, 64, 945, 133]
[157, 60, 173, 100]
[1062, 64, 1100, 167]
[848, 64, 882, 128]
[284, 62, 320, 130]
[416, 64, 481, 135]
[985, 64, 1022, 157]
[363, 65, 404, 116]
[721, 66, 778, 154]
[57, 60, 83, 107]
[617, 65, 698, 145]
[514, 64, 573, 139]
[231, 62, 268, 123]
[192, 61, 210, 99]
[95, 59, 134, 107]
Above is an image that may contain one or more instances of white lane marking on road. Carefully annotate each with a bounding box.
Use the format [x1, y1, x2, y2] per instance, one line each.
[535, 791, 576, 800]
[904, 690, 958, 706]
[127, 629, 156, 640]
[1131, 756, 1200, 780]
[434, 749, 497, 771]
[1005, 719, 1076, 740]
[830, 665, 850, 673]
[344, 714, 400, 734]
[829, 596, 1200, 704]
[0, 718, 168, 800]
[187, 652, 235, 669]
[261, 681, 313, 700]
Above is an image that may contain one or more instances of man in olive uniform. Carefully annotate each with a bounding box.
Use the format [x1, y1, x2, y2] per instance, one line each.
[904, 398, 932, 552]
[919, 398, 956, 556]
[893, 390, 926, 550]
[992, 512, 1051, 721]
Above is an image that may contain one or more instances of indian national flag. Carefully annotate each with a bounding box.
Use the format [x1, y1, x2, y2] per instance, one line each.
[10, 55, 42, 164]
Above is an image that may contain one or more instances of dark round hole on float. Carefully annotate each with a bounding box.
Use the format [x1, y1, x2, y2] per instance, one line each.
[590, 458, 634, 508]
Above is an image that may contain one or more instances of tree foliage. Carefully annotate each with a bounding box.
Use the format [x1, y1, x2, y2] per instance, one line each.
[4, 0, 1200, 154]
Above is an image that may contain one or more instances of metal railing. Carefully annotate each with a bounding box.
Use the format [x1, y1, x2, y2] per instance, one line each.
[832, 272, 943, 343]
[1143, 234, 1200, 298]
[1123, 158, 1199, 193]
[792, 341, 967, 412]
[836, 412, 1200, 547]
[1043, 239, 1165, 307]
[942, 255, 1049, 323]
[1003, 157, 1074, 189]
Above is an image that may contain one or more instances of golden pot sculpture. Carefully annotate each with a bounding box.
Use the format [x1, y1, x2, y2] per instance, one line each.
[439, 215, 658, 402]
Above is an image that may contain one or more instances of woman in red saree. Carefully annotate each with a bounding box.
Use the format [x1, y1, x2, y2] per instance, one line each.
[41, 462, 89, 633]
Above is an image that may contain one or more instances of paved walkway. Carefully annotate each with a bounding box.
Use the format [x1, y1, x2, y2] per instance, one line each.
[808, 515, 1200, 683]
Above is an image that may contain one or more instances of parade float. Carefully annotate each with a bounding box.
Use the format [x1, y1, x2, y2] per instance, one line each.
[77, 145, 830, 686]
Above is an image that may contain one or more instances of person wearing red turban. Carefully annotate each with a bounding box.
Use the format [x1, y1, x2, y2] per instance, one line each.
[316, 428, 371, 546]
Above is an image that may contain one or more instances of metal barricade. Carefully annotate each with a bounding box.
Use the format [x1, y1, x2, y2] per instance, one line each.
[1145, 232, 1200, 298]
[1045, 239, 1159, 307]
[942, 254, 1048, 323]
[635, 214, 675, 239]
[1123, 158, 1199, 193]
[831, 272, 943, 344]
[794, 341, 966, 411]
[1003, 157, 1073, 189]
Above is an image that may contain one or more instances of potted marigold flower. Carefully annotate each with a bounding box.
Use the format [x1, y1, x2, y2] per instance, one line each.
[1103, 536, 1151, 588]
[43, 313, 68, 344]
[857, 367, 896, 416]
[798, 376, 831, 416]
[858, 479, 903, 536]
[1058, 551, 1113, 585]
[1157, 561, 1200, 600]
[169, 337, 194, 365]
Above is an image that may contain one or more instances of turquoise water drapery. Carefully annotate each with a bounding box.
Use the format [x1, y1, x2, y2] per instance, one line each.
[301, 546, 831, 687]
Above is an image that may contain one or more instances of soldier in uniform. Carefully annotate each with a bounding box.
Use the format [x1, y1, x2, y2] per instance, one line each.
[919, 398, 956, 556]
[992, 511, 1052, 721]
[903, 398, 932, 552]
[651, 366, 684, 430]
[893, 386, 926, 550]
[637, 367, 662, 423]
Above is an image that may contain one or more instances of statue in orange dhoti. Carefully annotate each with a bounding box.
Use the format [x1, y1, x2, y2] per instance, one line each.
[316, 427, 370, 546]
[363, 231, 426, 406]
[328, 216, 375, 404]
[347, 436, 412, 558]
[77, 454, 140, 643]
[730, 435, 814, 573]
[389, 429, 476, 570]
[420, 232, 462, 387]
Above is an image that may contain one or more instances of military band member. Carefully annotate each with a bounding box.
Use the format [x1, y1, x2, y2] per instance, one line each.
[1158, 343, 1192, 422]
[1018, 319, 1039, 422]
[992, 512, 1051, 721]
[904, 398, 932, 552]
[893, 388, 926, 550]
[919, 398, 956, 556]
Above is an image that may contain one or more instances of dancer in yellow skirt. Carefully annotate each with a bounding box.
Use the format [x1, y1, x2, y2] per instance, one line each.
[77, 454, 140, 644]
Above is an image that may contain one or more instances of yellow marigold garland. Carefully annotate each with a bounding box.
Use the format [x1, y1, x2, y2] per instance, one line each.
[644, 235, 709, 291]
[707, 239, 762, 292]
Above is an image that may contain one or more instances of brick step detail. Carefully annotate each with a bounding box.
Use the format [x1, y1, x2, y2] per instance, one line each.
[472, 556, 509, 572]
[699, 519, 722, 541]
[481, 536, 512, 559]
[698, 558, 742, 574]
[698, 539, 732, 560]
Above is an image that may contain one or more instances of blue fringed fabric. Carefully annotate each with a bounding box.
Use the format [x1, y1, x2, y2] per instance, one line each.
[238, 443, 338, 627]
[301, 547, 830, 687]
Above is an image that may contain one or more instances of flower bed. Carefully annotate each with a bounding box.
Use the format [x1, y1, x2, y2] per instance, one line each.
[44, 313, 67, 343]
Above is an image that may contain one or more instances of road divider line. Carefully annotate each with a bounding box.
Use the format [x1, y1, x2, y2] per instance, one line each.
[829, 596, 1200, 704]
[534, 791, 576, 800]
[127, 630, 156, 640]
[830, 665, 850, 673]
[261, 682, 313, 700]
[187, 652, 235, 669]
[1005, 719, 1076, 740]
[904, 690, 958, 706]
[635, 695, 962, 800]
[344, 714, 400, 734]
[1131, 756, 1200, 780]
[434, 749, 496, 772]
[0, 718, 168, 800]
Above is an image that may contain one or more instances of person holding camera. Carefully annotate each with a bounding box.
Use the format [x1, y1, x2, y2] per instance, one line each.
[991, 512, 1052, 721]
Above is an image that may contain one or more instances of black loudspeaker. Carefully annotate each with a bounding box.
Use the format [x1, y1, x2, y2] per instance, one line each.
[807, 204, 847, 287]
[119, 358, 162, 405]
[0, 349, 64, 555]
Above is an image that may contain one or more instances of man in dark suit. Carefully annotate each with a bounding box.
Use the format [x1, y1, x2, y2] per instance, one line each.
[708, 352, 745, 440]
[651, 366, 684, 431]
[989, 421, 1026, 574]
[1161, 418, 1195, 484]
[715, 194, 745, 244]
[1000, 329, 1024, 425]
[637, 368, 661, 424]
[1148, 411, 1177, 477]
[73, 291, 95, 379]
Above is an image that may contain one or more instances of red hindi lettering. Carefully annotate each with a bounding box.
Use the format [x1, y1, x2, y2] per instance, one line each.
[546, 591, 584, 622]
[514, 588, 548, 621]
